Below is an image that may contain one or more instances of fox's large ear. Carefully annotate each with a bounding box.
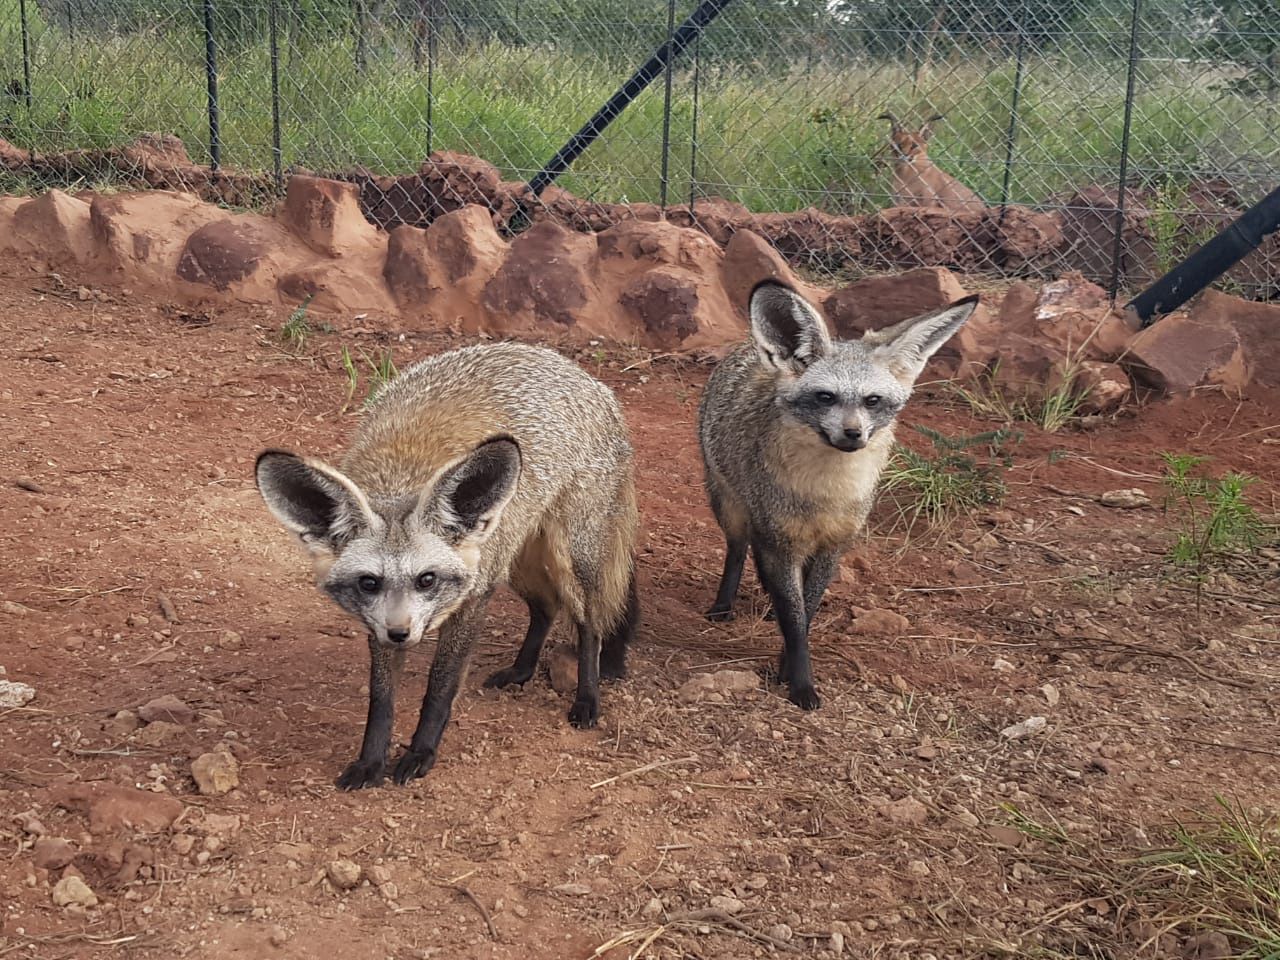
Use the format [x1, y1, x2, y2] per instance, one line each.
[748, 281, 831, 374]
[863, 295, 979, 384]
[255, 451, 378, 551]
[425, 437, 522, 548]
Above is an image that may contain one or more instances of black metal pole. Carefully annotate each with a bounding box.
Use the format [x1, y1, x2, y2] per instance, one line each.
[426, 1, 437, 154]
[526, 0, 737, 198]
[65, 0, 74, 44]
[659, 0, 677, 210]
[689, 32, 701, 214]
[998, 18, 1027, 216]
[269, 0, 283, 189]
[1108, 0, 1143, 299]
[203, 0, 221, 172]
[1126, 184, 1280, 326]
[18, 0, 32, 110]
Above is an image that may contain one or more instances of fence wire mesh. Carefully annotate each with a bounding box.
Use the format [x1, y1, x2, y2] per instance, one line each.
[1, 0, 1277, 297]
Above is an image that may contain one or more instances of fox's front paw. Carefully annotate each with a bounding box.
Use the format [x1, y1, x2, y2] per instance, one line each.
[705, 604, 735, 623]
[788, 684, 822, 711]
[392, 747, 438, 785]
[483, 665, 534, 689]
[568, 694, 599, 729]
[336, 758, 385, 791]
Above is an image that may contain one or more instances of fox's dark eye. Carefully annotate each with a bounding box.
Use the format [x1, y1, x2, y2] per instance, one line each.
[415, 571, 436, 590]
[814, 390, 837, 406]
[864, 395, 882, 409]
[357, 575, 381, 595]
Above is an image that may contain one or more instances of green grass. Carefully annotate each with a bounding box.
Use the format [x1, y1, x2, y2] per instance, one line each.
[879, 425, 1021, 533]
[996, 798, 1280, 958]
[0, 5, 1275, 215]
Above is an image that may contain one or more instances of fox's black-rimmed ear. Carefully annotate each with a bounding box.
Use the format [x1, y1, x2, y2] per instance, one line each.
[863, 295, 979, 384]
[255, 450, 378, 547]
[425, 436, 522, 548]
[748, 281, 831, 375]
[921, 113, 945, 142]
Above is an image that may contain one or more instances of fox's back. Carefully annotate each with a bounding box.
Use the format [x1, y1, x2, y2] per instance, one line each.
[343, 342, 630, 498]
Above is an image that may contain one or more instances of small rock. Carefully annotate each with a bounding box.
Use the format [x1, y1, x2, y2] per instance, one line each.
[881, 796, 929, 826]
[325, 859, 361, 890]
[831, 931, 846, 955]
[849, 609, 910, 635]
[105, 710, 141, 736]
[134, 720, 184, 746]
[987, 825, 1024, 848]
[367, 864, 392, 887]
[191, 746, 239, 796]
[17, 813, 46, 836]
[677, 669, 759, 703]
[728, 765, 752, 782]
[641, 897, 664, 919]
[172, 834, 196, 855]
[1041, 683, 1061, 706]
[992, 658, 1015, 673]
[955, 809, 980, 828]
[769, 923, 793, 942]
[907, 860, 930, 878]
[1182, 931, 1231, 960]
[218, 630, 243, 651]
[52, 875, 98, 908]
[761, 852, 791, 874]
[33, 837, 76, 870]
[1000, 716, 1048, 741]
[138, 694, 194, 725]
[268, 925, 289, 948]
[0, 680, 36, 708]
[77, 285, 92, 301]
[709, 895, 745, 915]
[1100, 488, 1150, 509]
[1204, 636, 1227, 653]
[2, 600, 35, 615]
[914, 743, 940, 761]
[379, 881, 399, 901]
[553, 882, 591, 896]
[547, 644, 578, 695]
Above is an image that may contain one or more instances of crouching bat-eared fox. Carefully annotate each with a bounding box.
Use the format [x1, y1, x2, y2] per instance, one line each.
[698, 280, 978, 711]
[255, 343, 639, 790]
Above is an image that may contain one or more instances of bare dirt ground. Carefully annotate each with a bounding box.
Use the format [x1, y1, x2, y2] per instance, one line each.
[1, 271, 1277, 960]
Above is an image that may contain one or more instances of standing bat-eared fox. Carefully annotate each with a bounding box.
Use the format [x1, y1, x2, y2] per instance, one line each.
[256, 343, 639, 790]
[698, 280, 978, 710]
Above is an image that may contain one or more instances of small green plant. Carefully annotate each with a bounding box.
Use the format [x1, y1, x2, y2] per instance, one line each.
[280, 294, 316, 351]
[339, 345, 359, 412]
[362, 348, 398, 407]
[1161, 452, 1268, 593]
[880, 425, 1022, 532]
[951, 360, 1092, 433]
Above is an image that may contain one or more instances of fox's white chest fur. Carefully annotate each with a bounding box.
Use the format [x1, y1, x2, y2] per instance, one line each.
[768, 423, 894, 551]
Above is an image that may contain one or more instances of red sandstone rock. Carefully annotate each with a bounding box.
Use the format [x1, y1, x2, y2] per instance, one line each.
[482, 220, 599, 330]
[1123, 310, 1248, 394]
[177, 220, 267, 290]
[619, 266, 702, 345]
[281, 175, 378, 258]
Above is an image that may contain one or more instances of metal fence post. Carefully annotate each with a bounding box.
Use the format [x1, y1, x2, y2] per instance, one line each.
[269, 0, 283, 189]
[659, 0, 677, 210]
[203, 0, 221, 172]
[689, 32, 701, 214]
[426, 0, 437, 155]
[18, 0, 32, 110]
[998, 8, 1028, 217]
[1109, 0, 1143, 299]
[64, 0, 74, 44]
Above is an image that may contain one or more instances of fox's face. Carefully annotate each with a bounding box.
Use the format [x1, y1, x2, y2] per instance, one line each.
[255, 437, 521, 648]
[747, 282, 978, 453]
[777, 346, 912, 452]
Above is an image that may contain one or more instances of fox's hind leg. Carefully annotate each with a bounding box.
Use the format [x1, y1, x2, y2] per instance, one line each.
[483, 594, 557, 689]
[705, 475, 750, 622]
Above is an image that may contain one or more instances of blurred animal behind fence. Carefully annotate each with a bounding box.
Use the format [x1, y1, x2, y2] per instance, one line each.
[877, 112, 984, 211]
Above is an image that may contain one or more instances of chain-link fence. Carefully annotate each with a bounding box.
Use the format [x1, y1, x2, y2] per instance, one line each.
[1, 0, 1277, 297]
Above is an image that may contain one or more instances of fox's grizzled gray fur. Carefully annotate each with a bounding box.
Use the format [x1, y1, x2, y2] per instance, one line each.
[698, 281, 978, 710]
[256, 343, 638, 790]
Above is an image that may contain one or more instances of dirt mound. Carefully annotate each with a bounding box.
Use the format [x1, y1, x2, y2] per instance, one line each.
[1, 168, 1277, 401]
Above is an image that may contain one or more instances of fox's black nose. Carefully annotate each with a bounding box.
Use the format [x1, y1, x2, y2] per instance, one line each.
[387, 627, 410, 644]
[842, 428, 862, 442]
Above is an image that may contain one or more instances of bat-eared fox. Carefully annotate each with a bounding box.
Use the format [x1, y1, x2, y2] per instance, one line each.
[256, 343, 639, 790]
[698, 280, 978, 710]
